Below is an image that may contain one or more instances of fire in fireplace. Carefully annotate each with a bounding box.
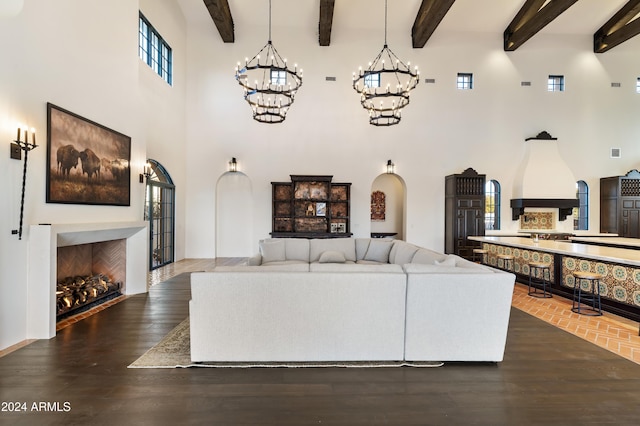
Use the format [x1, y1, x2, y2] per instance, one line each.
[56, 273, 122, 318]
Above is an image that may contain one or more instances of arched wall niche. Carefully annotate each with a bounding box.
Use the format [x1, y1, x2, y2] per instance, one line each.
[370, 173, 406, 240]
[215, 171, 253, 257]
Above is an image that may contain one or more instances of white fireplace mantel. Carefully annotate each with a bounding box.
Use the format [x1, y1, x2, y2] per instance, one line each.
[27, 221, 149, 339]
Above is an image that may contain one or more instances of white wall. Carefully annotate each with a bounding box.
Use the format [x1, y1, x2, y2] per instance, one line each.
[184, 8, 640, 258]
[0, 0, 187, 350]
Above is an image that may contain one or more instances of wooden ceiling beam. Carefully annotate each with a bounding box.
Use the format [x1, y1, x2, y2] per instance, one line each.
[504, 0, 578, 51]
[412, 0, 456, 48]
[203, 0, 234, 43]
[319, 0, 335, 46]
[594, 0, 640, 53]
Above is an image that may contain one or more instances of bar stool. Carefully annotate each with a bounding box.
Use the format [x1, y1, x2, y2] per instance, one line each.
[472, 248, 488, 264]
[572, 271, 604, 316]
[528, 261, 552, 298]
[497, 254, 514, 271]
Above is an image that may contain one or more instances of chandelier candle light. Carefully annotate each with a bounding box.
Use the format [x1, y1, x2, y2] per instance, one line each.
[235, 0, 303, 124]
[353, 0, 419, 126]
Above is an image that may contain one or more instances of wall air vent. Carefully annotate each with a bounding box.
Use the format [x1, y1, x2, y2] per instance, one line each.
[325, 76, 336, 81]
[611, 82, 621, 87]
[425, 78, 436, 84]
[611, 148, 621, 158]
[521, 81, 531, 86]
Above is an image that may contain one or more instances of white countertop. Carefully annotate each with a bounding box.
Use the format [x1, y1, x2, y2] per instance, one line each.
[469, 236, 640, 267]
[570, 236, 640, 248]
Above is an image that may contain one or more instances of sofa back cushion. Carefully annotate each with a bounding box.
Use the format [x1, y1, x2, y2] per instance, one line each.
[259, 238, 310, 263]
[318, 250, 347, 263]
[309, 238, 356, 262]
[364, 240, 394, 263]
[259, 239, 286, 263]
[355, 238, 371, 261]
[283, 238, 311, 262]
[389, 241, 420, 265]
[412, 248, 448, 265]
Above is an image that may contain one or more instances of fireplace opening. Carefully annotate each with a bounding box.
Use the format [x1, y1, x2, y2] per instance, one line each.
[56, 239, 126, 320]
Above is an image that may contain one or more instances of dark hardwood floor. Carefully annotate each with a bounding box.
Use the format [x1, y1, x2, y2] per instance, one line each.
[2, 273, 640, 425]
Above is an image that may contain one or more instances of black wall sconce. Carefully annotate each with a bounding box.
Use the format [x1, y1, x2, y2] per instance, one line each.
[139, 161, 151, 183]
[386, 159, 395, 174]
[11, 126, 38, 240]
[229, 157, 238, 172]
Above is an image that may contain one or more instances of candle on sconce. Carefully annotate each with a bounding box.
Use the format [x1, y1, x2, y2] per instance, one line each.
[16, 127, 21, 142]
[32, 128, 36, 145]
[24, 128, 28, 145]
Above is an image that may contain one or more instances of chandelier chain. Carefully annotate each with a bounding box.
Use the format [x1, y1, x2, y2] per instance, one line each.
[384, 0, 388, 46]
[268, 0, 272, 42]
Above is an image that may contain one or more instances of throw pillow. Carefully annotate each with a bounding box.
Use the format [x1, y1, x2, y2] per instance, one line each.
[259, 240, 286, 263]
[435, 256, 456, 267]
[319, 250, 346, 263]
[364, 240, 393, 263]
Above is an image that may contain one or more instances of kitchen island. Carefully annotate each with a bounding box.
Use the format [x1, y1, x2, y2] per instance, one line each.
[469, 236, 640, 321]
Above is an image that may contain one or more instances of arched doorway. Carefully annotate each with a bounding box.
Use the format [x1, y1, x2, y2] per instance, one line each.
[216, 171, 253, 257]
[144, 159, 175, 270]
[370, 173, 406, 240]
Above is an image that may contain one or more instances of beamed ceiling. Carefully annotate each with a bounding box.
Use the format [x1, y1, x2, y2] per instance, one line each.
[197, 0, 640, 52]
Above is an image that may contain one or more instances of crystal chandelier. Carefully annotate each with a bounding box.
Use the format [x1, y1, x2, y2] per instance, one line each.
[353, 0, 419, 126]
[235, 0, 303, 124]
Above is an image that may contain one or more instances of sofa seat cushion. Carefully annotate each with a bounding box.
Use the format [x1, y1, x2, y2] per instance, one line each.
[403, 263, 494, 274]
[355, 259, 387, 265]
[214, 264, 310, 272]
[262, 259, 309, 266]
[309, 238, 356, 263]
[310, 263, 403, 273]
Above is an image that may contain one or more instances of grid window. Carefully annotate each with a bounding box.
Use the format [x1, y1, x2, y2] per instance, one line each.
[457, 73, 473, 90]
[270, 69, 287, 86]
[139, 12, 172, 85]
[636, 78, 640, 93]
[548, 75, 564, 92]
[574, 180, 589, 230]
[485, 180, 501, 230]
[364, 73, 380, 88]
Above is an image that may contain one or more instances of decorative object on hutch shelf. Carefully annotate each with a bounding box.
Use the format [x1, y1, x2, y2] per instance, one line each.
[386, 159, 395, 174]
[271, 175, 351, 238]
[234, 0, 303, 124]
[228, 157, 238, 172]
[11, 124, 38, 240]
[352, 0, 419, 126]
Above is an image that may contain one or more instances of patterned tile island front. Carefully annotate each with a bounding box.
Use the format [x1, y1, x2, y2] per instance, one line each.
[468, 236, 640, 320]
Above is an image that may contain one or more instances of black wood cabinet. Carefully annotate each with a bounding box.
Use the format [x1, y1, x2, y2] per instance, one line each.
[271, 175, 352, 238]
[600, 170, 640, 238]
[445, 168, 486, 260]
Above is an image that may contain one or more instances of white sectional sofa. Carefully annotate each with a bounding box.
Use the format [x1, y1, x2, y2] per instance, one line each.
[189, 238, 515, 363]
